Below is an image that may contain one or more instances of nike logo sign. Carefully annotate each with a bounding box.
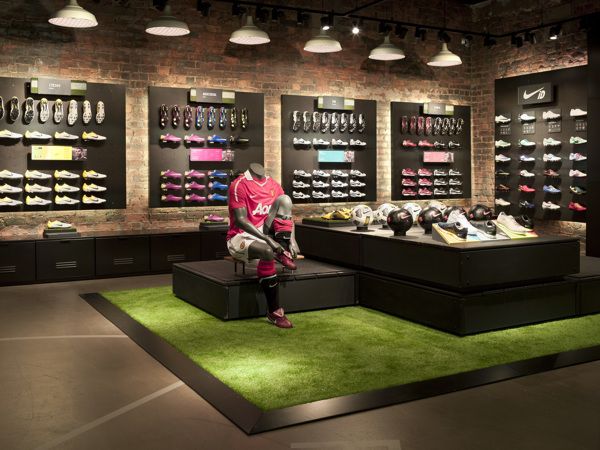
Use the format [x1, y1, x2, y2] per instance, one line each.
[523, 88, 544, 99]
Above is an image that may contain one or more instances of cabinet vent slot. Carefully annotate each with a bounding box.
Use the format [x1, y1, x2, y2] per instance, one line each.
[0, 265, 16, 274]
[167, 254, 185, 262]
[56, 261, 78, 270]
[113, 257, 134, 266]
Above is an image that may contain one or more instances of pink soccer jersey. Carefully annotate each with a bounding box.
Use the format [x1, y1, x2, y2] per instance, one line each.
[227, 170, 284, 240]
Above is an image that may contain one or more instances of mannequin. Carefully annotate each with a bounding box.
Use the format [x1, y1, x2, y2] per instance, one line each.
[226, 163, 299, 328]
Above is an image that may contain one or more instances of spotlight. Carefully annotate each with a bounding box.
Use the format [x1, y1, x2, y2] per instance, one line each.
[524, 31, 537, 44]
[415, 27, 426, 41]
[483, 34, 496, 47]
[351, 21, 360, 35]
[296, 9, 308, 26]
[255, 5, 269, 23]
[231, 2, 245, 16]
[549, 24, 562, 40]
[395, 23, 408, 39]
[271, 8, 283, 23]
[511, 34, 523, 48]
[378, 21, 391, 35]
[437, 30, 450, 43]
[152, 0, 167, 10]
[196, 0, 211, 16]
[320, 12, 333, 31]
[461, 34, 473, 48]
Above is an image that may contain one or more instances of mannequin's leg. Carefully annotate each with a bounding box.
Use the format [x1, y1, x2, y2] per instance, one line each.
[264, 195, 297, 254]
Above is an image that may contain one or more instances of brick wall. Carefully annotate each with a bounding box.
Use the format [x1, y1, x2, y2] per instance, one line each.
[0, 0, 595, 241]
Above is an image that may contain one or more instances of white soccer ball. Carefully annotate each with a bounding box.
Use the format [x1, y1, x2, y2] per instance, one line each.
[351, 204, 373, 227]
[401, 202, 422, 222]
[373, 203, 398, 224]
[427, 200, 448, 213]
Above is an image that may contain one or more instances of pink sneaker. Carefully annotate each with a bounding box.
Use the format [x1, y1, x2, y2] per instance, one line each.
[267, 308, 293, 329]
[161, 182, 182, 191]
[275, 250, 297, 270]
[161, 194, 182, 202]
[160, 134, 182, 143]
[185, 181, 206, 190]
[204, 214, 225, 222]
[185, 170, 205, 179]
[185, 194, 206, 202]
[160, 169, 183, 179]
[184, 134, 206, 144]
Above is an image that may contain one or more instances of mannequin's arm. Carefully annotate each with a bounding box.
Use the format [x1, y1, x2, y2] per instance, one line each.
[233, 207, 283, 252]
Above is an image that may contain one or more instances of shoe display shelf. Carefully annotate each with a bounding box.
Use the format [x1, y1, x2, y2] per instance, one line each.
[0, 76, 126, 211]
[494, 66, 588, 222]
[281, 95, 377, 204]
[391, 101, 472, 201]
[148, 87, 264, 208]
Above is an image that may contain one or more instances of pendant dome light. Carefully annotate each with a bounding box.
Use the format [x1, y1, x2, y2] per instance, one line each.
[369, 35, 405, 61]
[427, 43, 462, 67]
[49, 0, 97, 28]
[229, 16, 270, 45]
[146, 4, 190, 37]
[304, 30, 342, 53]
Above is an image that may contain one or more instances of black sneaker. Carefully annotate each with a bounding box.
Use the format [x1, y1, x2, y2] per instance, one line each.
[291, 110, 301, 132]
[495, 170, 510, 176]
[195, 106, 204, 129]
[330, 112, 339, 133]
[312, 112, 321, 132]
[401, 115, 408, 134]
[349, 113, 357, 133]
[449, 118, 456, 135]
[160, 104, 168, 128]
[570, 186, 586, 195]
[218, 106, 227, 130]
[23, 97, 34, 124]
[241, 108, 249, 130]
[9, 96, 19, 122]
[321, 112, 330, 133]
[339, 113, 348, 132]
[183, 105, 193, 129]
[172, 105, 180, 128]
[303, 111, 312, 132]
[439, 221, 468, 239]
[358, 113, 366, 133]
[515, 214, 534, 230]
[230, 107, 238, 130]
[0, 96, 4, 120]
[471, 220, 497, 236]
[207, 106, 215, 129]
[448, 141, 461, 149]
[433, 117, 442, 135]
[456, 118, 464, 134]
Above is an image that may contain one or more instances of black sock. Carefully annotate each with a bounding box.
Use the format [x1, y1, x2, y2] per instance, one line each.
[274, 231, 292, 252]
[259, 275, 279, 312]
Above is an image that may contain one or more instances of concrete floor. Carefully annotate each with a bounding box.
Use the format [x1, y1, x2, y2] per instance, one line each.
[1, 275, 599, 450]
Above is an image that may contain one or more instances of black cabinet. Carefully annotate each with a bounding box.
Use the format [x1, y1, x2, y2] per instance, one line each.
[200, 231, 228, 261]
[150, 233, 202, 272]
[0, 241, 36, 285]
[95, 236, 150, 276]
[36, 239, 95, 281]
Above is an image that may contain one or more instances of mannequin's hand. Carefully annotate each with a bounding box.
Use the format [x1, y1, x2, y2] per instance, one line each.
[265, 236, 285, 254]
[289, 239, 300, 258]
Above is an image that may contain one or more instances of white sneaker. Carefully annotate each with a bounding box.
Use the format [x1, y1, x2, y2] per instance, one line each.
[26, 196, 51, 206]
[312, 191, 330, 199]
[520, 170, 535, 177]
[82, 170, 106, 179]
[349, 139, 366, 146]
[82, 131, 107, 141]
[24, 130, 52, 140]
[449, 188, 463, 195]
[542, 111, 561, 120]
[312, 180, 330, 188]
[520, 155, 535, 162]
[312, 138, 330, 146]
[54, 170, 80, 179]
[570, 108, 587, 117]
[350, 170, 366, 177]
[543, 137, 561, 147]
[495, 140, 511, 148]
[0, 196, 22, 206]
[54, 131, 78, 140]
[0, 170, 23, 179]
[542, 201, 561, 210]
[331, 190, 348, 198]
[332, 139, 349, 146]
[350, 180, 366, 187]
[519, 139, 536, 147]
[293, 137, 311, 145]
[293, 170, 311, 178]
[331, 170, 348, 178]
[55, 195, 80, 205]
[497, 212, 529, 234]
[495, 115, 511, 124]
[67, 99, 78, 126]
[569, 153, 587, 162]
[55, 183, 80, 193]
[569, 170, 587, 178]
[25, 183, 52, 193]
[495, 154, 511, 162]
[0, 184, 22, 194]
[82, 183, 107, 192]
[543, 154, 561, 162]
[292, 180, 310, 188]
[495, 198, 511, 206]
[570, 136, 587, 145]
[0, 129, 23, 139]
[349, 190, 366, 198]
[312, 170, 330, 178]
[331, 180, 348, 188]
[47, 220, 72, 229]
[96, 101, 105, 124]
[25, 170, 51, 180]
[82, 195, 106, 204]
[292, 191, 310, 199]
[519, 113, 536, 122]
[82, 100, 92, 125]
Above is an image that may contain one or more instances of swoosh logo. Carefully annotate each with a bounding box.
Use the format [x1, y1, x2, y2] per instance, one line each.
[523, 87, 544, 99]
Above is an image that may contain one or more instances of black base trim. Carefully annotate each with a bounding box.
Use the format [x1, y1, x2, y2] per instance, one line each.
[82, 293, 600, 434]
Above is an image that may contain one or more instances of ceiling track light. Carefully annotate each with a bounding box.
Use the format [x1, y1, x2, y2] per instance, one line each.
[351, 19, 362, 35]
[271, 7, 283, 23]
[511, 34, 524, 48]
[524, 31, 537, 44]
[196, 0, 211, 16]
[415, 27, 426, 41]
[483, 34, 496, 48]
[255, 5, 269, 23]
[395, 23, 408, 39]
[461, 34, 473, 48]
[49, 0, 98, 28]
[437, 29, 451, 43]
[548, 23, 562, 40]
[229, 15, 270, 45]
[296, 9, 308, 26]
[378, 21, 391, 35]
[320, 12, 333, 31]
[146, 3, 190, 36]
[231, 2, 246, 16]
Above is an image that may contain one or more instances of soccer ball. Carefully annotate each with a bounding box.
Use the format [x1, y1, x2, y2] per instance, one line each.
[401, 202, 422, 222]
[418, 206, 443, 234]
[373, 203, 397, 224]
[387, 208, 414, 236]
[427, 200, 447, 213]
[469, 204, 493, 221]
[351, 204, 373, 227]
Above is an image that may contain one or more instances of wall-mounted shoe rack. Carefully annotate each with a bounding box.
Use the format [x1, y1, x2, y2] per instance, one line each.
[494, 66, 588, 222]
[280, 95, 377, 204]
[148, 86, 264, 208]
[0, 76, 126, 211]
[390, 102, 472, 202]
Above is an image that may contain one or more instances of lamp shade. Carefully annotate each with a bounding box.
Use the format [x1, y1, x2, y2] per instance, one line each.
[304, 30, 342, 53]
[229, 16, 270, 45]
[146, 5, 190, 37]
[369, 35, 405, 61]
[427, 43, 462, 67]
[49, 0, 97, 28]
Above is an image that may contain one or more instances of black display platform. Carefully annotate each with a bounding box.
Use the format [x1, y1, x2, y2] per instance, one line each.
[172, 259, 357, 320]
[301, 217, 353, 228]
[567, 256, 600, 315]
[82, 292, 600, 435]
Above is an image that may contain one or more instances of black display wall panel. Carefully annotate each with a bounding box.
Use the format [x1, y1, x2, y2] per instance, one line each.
[587, 19, 600, 256]
[281, 95, 377, 204]
[391, 102, 472, 201]
[148, 87, 264, 208]
[0, 77, 126, 211]
[494, 66, 588, 223]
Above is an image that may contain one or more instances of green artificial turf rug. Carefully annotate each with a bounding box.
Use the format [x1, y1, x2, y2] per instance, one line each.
[88, 287, 600, 433]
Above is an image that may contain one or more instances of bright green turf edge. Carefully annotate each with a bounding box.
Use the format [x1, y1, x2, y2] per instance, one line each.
[102, 286, 600, 411]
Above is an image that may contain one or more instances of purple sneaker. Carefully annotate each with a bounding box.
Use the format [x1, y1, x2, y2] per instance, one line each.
[184, 134, 205, 144]
[160, 134, 182, 143]
[204, 214, 225, 222]
[185, 181, 206, 190]
[267, 308, 293, 329]
[185, 194, 206, 203]
[161, 182, 182, 191]
[160, 169, 183, 179]
[161, 194, 182, 202]
[185, 170, 205, 179]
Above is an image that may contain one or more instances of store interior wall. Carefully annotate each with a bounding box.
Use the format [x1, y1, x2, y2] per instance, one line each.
[0, 0, 597, 240]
